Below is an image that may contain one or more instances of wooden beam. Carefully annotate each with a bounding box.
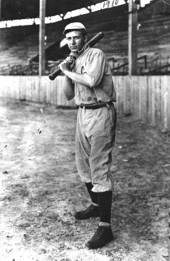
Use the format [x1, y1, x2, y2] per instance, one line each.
[169, 220, 170, 261]
[0, 0, 1, 21]
[39, 0, 46, 76]
[128, 0, 138, 75]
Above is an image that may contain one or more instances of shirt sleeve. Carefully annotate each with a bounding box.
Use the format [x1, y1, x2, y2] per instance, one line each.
[81, 49, 106, 87]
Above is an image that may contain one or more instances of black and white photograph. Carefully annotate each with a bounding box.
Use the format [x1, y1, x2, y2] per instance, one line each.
[0, 0, 170, 260]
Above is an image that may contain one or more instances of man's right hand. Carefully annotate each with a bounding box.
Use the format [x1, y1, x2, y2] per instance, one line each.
[59, 60, 72, 73]
[65, 56, 75, 70]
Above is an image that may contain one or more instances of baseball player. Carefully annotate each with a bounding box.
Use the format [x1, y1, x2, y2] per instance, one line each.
[59, 22, 117, 249]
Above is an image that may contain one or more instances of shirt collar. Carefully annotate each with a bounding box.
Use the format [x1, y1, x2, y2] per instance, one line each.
[77, 44, 90, 57]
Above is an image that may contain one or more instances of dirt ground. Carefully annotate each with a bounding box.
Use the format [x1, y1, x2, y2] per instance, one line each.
[0, 98, 170, 261]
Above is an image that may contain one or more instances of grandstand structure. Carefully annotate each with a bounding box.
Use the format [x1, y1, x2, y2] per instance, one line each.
[0, 0, 170, 131]
[0, 0, 170, 76]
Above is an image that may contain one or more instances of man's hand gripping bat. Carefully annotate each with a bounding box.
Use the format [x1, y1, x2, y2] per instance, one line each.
[48, 32, 104, 81]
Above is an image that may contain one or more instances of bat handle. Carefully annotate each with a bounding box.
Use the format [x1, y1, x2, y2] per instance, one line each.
[49, 68, 62, 80]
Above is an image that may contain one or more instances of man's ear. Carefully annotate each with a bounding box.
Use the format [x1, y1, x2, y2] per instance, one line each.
[84, 35, 88, 43]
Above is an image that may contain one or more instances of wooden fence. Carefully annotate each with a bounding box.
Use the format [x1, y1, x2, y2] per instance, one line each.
[0, 75, 170, 130]
[114, 76, 170, 130]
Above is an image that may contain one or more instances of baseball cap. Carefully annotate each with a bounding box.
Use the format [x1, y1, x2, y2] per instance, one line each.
[63, 22, 87, 35]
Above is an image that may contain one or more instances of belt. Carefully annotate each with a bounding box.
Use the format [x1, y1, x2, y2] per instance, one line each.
[79, 101, 113, 109]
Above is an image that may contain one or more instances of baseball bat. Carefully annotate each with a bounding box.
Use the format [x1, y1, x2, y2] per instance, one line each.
[48, 32, 104, 81]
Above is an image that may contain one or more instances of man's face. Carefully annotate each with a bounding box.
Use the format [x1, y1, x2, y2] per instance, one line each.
[65, 30, 86, 52]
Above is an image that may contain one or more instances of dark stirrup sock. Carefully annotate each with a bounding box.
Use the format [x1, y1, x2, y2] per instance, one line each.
[85, 182, 99, 205]
[97, 191, 113, 224]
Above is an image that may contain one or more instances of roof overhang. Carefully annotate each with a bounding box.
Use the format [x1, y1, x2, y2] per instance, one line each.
[1, 0, 106, 20]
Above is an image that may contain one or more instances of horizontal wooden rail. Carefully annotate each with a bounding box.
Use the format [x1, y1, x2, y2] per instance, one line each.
[111, 55, 148, 71]
[146, 63, 170, 75]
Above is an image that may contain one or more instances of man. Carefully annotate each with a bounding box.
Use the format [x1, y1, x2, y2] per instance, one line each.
[59, 22, 117, 249]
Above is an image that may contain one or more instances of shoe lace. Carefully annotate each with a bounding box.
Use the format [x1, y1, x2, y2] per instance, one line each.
[83, 204, 96, 214]
[92, 226, 105, 241]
